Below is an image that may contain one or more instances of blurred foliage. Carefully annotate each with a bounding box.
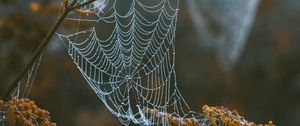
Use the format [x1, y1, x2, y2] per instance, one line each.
[0, 0, 300, 126]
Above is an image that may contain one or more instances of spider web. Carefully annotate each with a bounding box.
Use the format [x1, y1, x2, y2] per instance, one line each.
[58, 0, 202, 125]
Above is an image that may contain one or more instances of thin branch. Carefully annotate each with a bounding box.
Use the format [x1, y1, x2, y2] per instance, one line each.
[1, 9, 69, 100]
[71, 0, 96, 10]
[1, 0, 96, 100]
[70, 0, 79, 8]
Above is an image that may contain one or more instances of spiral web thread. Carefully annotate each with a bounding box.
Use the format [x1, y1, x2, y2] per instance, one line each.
[58, 0, 205, 125]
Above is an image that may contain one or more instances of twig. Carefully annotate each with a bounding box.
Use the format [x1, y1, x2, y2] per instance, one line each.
[2, 0, 96, 100]
[72, 0, 96, 10]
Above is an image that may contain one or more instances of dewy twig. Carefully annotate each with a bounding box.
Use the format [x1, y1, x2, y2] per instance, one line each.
[2, 0, 96, 100]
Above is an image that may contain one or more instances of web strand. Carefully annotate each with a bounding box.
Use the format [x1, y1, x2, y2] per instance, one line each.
[58, 0, 202, 125]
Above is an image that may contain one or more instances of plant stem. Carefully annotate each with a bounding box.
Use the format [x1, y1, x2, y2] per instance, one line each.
[2, 10, 69, 100]
[2, 0, 96, 100]
[72, 0, 96, 10]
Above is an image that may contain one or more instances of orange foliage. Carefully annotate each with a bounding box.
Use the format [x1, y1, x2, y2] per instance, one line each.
[0, 97, 56, 126]
[145, 105, 274, 126]
[145, 108, 198, 126]
[202, 105, 274, 126]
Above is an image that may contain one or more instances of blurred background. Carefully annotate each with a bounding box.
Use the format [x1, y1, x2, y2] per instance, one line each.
[1, 0, 300, 125]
